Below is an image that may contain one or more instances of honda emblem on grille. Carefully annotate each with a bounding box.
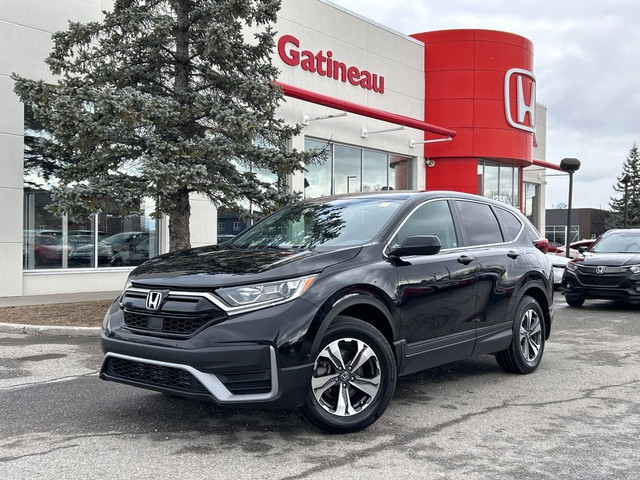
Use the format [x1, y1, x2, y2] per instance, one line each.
[596, 266, 606, 275]
[145, 291, 164, 311]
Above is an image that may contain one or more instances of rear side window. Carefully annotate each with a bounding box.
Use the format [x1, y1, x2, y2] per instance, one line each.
[394, 200, 458, 249]
[494, 207, 523, 241]
[455, 201, 503, 246]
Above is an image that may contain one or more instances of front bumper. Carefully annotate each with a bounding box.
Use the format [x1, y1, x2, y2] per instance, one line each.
[100, 295, 321, 408]
[561, 270, 640, 302]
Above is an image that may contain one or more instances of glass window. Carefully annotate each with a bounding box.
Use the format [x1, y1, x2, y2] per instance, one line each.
[218, 222, 225, 231]
[483, 164, 499, 201]
[362, 150, 388, 192]
[477, 160, 520, 208]
[390, 156, 409, 190]
[23, 198, 158, 270]
[334, 145, 361, 194]
[494, 207, 523, 241]
[591, 231, 640, 253]
[304, 139, 411, 199]
[88, 198, 157, 269]
[499, 166, 514, 205]
[23, 191, 103, 270]
[524, 182, 539, 226]
[456, 201, 503, 245]
[304, 139, 332, 198]
[393, 200, 458, 249]
[545, 225, 579, 246]
[513, 169, 520, 208]
[22, 104, 159, 270]
[24, 190, 61, 269]
[232, 197, 402, 250]
[232, 153, 278, 216]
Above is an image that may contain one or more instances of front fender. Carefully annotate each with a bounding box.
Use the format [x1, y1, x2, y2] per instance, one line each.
[308, 292, 397, 362]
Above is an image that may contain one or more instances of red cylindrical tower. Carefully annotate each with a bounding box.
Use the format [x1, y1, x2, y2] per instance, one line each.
[410, 29, 536, 194]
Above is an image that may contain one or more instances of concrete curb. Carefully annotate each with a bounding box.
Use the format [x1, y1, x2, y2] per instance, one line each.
[0, 322, 101, 337]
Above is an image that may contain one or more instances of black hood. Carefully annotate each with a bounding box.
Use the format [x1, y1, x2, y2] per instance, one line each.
[128, 244, 362, 288]
[580, 252, 640, 266]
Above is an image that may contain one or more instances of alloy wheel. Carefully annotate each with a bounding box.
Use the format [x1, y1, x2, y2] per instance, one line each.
[519, 308, 542, 363]
[311, 337, 381, 416]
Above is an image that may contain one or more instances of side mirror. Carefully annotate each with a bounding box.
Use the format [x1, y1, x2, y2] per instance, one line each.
[578, 246, 588, 254]
[389, 235, 441, 257]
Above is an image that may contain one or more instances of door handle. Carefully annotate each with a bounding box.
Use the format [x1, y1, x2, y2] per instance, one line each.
[507, 251, 520, 259]
[457, 255, 473, 265]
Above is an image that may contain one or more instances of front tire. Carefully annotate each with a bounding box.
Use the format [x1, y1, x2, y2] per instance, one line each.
[565, 295, 585, 307]
[301, 316, 396, 433]
[496, 295, 545, 374]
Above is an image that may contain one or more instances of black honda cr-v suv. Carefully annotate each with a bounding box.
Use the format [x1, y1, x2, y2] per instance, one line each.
[100, 191, 554, 433]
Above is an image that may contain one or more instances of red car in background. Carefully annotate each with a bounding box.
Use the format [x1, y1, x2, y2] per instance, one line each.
[546, 241, 563, 253]
[31, 235, 73, 265]
[555, 239, 596, 258]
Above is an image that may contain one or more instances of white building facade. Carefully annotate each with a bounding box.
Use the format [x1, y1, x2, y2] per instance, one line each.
[0, 0, 549, 298]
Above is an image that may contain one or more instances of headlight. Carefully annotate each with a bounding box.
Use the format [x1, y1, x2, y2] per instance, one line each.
[566, 261, 578, 272]
[122, 278, 132, 292]
[628, 265, 640, 273]
[216, 275, 316, 308]
[102, 309, 111, 333]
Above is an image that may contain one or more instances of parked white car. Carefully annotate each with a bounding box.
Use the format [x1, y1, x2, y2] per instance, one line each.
[548, 253, 571, 288]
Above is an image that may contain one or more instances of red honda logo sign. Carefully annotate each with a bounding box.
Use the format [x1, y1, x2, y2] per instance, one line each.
[504, 68, 536, 133]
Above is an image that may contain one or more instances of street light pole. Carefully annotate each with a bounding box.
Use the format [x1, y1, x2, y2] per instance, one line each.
[620, 173, 631, 229]
[560, 158, 581, 258]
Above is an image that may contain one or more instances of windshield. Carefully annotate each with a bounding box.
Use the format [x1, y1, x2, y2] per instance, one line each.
[590, 231, 640, 253]
[232, 198, 403, 250]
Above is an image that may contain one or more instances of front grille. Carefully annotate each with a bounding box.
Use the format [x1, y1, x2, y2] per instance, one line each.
[104, 357, 208, 393]
[123, 311, 217, 335]
[578, 274, 623, 287]
[583, 288, 623, 298]
[578, 265, 628, 274]
[121, 289, 227, 337]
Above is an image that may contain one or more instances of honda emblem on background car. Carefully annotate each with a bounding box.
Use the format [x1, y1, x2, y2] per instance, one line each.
[596, 266, 606, 275]
[145, 291, 164, 310]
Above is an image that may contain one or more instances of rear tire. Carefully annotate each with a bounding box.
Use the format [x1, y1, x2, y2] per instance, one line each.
[301, 316, 396, 433]
[496, 296, 545, 374]
[565, 295, 585, 307]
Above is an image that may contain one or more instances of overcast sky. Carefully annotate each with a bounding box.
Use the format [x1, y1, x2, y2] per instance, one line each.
[330, 0, 640, 210]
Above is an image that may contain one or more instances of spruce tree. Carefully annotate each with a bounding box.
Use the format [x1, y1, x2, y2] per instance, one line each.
[12, 0, 319, 251]
[608, 143, 640, 229]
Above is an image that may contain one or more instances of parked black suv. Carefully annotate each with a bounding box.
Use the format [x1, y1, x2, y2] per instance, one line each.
[562, 228, 640, 306]
[100, 191, 554, 433]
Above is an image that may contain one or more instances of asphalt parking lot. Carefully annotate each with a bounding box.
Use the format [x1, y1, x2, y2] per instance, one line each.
[1, 294, 639, 479]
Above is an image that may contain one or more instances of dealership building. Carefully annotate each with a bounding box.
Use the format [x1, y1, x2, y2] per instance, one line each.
[0, 0, 558, 298]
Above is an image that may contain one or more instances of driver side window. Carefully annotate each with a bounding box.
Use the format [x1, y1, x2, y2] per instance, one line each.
[394, 200, 458, 249]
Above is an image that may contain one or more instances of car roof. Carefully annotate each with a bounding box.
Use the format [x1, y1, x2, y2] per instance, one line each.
[302, 190, 519, 209]
[604, 229, 640, 236]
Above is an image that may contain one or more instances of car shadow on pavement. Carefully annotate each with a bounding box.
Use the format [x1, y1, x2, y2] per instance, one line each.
[563, 300, 640, 312]
[96, 355, 505, 438]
